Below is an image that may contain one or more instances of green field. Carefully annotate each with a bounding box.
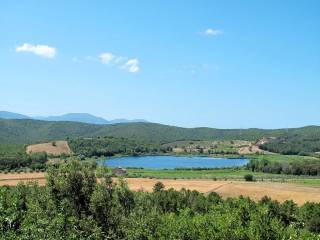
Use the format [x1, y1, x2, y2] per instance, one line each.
[249, 154, 319, 162]
[0, 144, 25, 157]
[100, 166, 319, 183]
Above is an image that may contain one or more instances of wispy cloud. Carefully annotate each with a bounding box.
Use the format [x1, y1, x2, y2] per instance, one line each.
[99, 52, 115, 65]
[202, 63, 220, 71]
[122, 58, 140, 73]
[72, 57, 82, 63]
[16, 43, 56, 58]
[85, 56, 99, 62]
[203, 28, 223, 36]
[71, 52, 140, 73]
[114, 56, 127, 64]
[98, 52, 140, 73]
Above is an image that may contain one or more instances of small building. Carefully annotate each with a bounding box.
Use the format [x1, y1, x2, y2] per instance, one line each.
[112, 167, 127, 176]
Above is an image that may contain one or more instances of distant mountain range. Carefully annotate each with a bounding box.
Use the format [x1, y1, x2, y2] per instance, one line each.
[0, 111, 31, 120]
[0, 111, 147, 125]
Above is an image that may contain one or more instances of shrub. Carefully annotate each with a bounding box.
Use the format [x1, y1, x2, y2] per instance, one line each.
[244, 174, 254, 181]
[153, 181, 165, 192]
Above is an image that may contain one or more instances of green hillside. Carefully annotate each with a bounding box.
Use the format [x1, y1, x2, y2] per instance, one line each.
[0, 119, 320, 153]
[0, 119, 279, 144]
[260, 127, 320, 155]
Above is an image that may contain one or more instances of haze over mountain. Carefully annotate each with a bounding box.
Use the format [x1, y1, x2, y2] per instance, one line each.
[35, 113, 109, 125]
[0, 111, 147, 125]
[0, 111, 30, 120]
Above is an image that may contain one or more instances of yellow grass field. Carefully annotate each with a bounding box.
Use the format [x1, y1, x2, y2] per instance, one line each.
[26, 140, 71, 156]
[0, 172, 319, 205]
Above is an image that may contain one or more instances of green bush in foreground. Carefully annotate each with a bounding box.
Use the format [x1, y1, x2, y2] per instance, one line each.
[244, 174, 254, 181]
[0, 160, 319, 239]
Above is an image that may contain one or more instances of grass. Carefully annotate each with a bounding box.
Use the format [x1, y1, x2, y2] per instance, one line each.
[0, 144, 25, 157]
[287, 178, 320, 185]
[248, 154, 319, 162]
[112, 167, 319, 183]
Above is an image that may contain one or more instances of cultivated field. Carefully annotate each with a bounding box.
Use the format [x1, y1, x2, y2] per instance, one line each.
[1, 172, 319, 205]
[26, 140, 71, 156]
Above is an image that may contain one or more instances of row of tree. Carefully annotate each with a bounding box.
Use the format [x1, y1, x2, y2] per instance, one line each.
[0, 160, 319, 239]
[247, 158, 320, 176]
[68, 136, 171, 157]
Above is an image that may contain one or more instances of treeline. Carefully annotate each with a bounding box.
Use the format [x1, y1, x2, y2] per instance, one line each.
[0, 144, 47, 171]
[260, 135, 320, 156]
[247, 158, 320, 176]
[68, 136, 171, 158]
[0, 160, 319, 239]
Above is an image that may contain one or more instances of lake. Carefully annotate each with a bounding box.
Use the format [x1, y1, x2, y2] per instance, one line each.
[100, 155, 249, 169]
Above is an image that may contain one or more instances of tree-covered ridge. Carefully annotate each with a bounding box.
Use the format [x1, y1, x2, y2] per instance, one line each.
[0, 160, 319, 239]
[68, 136, 162, 157]
[1, 119, 320, 144]
[260, 133, 320, 156]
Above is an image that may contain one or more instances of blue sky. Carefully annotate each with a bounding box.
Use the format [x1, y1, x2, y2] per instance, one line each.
[1, 0, 319, 128]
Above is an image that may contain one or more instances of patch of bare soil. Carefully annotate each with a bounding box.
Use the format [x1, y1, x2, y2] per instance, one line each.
[238, 145, 264, 154]
[26, 140, 71, 156]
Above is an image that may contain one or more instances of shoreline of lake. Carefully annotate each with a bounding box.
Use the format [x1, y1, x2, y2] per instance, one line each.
[99, 155, 249, 170]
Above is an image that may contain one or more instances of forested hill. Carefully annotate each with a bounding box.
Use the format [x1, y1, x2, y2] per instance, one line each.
[0, 119, 319, 145]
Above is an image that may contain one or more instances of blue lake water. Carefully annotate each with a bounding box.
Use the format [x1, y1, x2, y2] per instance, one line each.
[100, 155, 248, 169]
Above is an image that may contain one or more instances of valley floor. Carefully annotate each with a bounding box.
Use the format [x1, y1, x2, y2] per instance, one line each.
[1, 172, 319, 205]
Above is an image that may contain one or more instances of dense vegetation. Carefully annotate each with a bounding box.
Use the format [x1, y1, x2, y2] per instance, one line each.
[247, 158, 320, 176]
[2, 119, 320, 147]
[260, 134, 320, 156]
[69, 136, 164, 157]
[0, 144, 47, 171]
[0, 160, 319, 239]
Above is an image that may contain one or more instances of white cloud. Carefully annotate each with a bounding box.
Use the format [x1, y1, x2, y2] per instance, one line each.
[16, 43, 56, 58]
[122, 58, 140, 73]
[204, 28, 222, 36]
[99, 52, 115, 64]
[97, 52, 140, 73]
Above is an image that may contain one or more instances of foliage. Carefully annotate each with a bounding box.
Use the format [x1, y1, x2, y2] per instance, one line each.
[244, 174, 254, 181]
[247, 157, 320, 176]
[68, 136, 159, 157]
[260, 133, 320, 156]
[0, 160, 319, 239]
[0, 144, 25, 157]
[0, 144, 47, 170]
[2, 119, 320, 146]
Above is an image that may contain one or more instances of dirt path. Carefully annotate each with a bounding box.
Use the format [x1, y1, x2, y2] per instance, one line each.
[0, 173, 319, 205]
